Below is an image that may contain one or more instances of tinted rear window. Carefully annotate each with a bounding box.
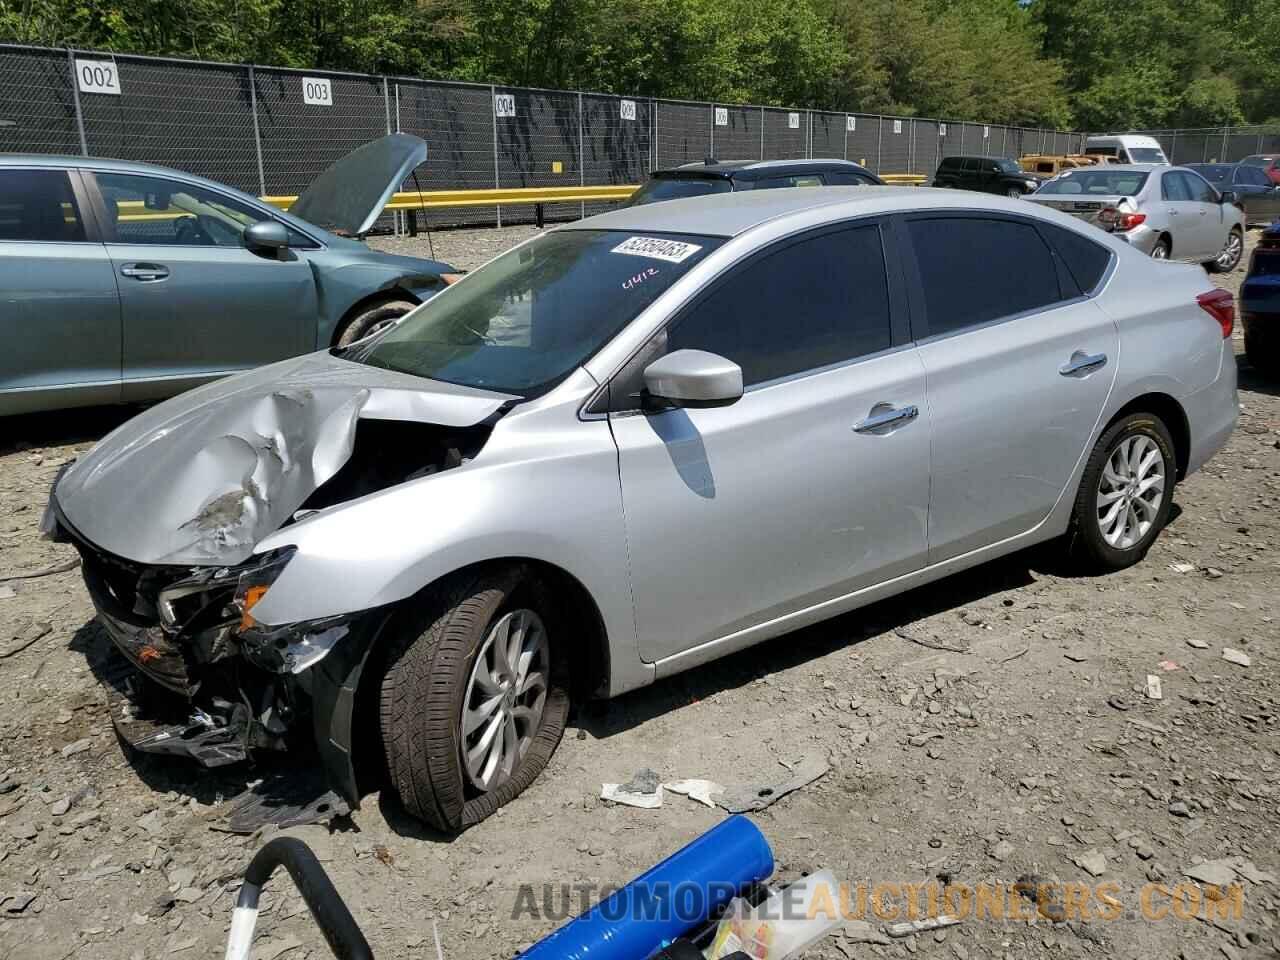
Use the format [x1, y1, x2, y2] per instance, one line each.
[626, 177, 731, 206]
[907, 217, 1061, 337]
[1191, 165, 1232, 183]
[1042, 224, 1113, 293]
[0, 169, 86, 242]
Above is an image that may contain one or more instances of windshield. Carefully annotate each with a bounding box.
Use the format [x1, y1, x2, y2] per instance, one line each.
[1127, 147, 1167, 163]
[347, 229, 723, 394]
[1037, 170, 1149, 196]
[625, 177, 732, 206]
[1242, 156, 1276, 168]
[1191, 165, 1233, 183]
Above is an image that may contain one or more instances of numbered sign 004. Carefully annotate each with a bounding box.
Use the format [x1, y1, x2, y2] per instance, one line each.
[494, 94, 516, 118]
[75, 59, 121, 95]
[302, 77, 333, 106]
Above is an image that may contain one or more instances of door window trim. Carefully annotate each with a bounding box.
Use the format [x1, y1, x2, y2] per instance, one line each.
[892, 209, 1105, 344]
[586, 214, 910, 416]
[82, 170, 324, 249]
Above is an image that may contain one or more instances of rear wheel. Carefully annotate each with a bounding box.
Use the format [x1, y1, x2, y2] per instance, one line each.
[1207, 228, 1243, 273]
[334, 298, 416, 348]
[1150, 238, 1171, 260]
[1067, 413, 1176, 572]
[378, 568, 570, 832]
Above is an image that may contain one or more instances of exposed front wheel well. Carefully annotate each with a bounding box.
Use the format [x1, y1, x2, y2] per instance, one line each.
[1104, 393, 1190, 481]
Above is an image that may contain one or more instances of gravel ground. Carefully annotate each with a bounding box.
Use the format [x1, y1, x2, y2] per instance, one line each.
[0, 227, 1277, 960]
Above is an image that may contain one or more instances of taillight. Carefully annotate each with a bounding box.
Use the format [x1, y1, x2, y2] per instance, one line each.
[1099, 207, 1145, 230]
[1197, 288, 1234, 339]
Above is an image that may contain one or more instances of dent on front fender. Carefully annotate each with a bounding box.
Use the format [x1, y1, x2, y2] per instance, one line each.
[246, 418, 635, 656]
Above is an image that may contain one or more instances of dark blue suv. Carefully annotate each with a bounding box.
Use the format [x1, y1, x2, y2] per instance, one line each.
[1242, 221, 1280, 376]
[625, 158, 882, 206]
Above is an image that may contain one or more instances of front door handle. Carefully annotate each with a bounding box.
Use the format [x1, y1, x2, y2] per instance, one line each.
[854, 403, 919, 433]
[120, 262, 170, 282]
[1059, 351, 1107, 377]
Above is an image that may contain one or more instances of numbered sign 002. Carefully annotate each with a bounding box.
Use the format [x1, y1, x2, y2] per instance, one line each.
[75, 59, 121, 96]
[302, 77, 333, 106]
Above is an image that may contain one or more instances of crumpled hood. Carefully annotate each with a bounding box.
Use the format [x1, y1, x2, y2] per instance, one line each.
[55, 352, 516, 566]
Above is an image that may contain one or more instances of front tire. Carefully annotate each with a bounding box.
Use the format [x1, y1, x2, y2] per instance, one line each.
[379, 568, 570, 832]
[1006, 187, 1023, 199]
[334, 298, 416, 348]
[1067, 413, 1176, 572]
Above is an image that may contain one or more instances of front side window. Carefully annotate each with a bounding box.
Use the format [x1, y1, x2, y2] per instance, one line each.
[350, 229, 723, 395]
[1161, 173, 1192, 202]
[0, 169, 86, 243]
[1126, 147, 1168, 164]
[95, 172, 306, 247]
[906, 217, 1061, 338]
[1182, 171, 1218, 203]
[665, 224, 892, 387]
[751, 174, 824, 189]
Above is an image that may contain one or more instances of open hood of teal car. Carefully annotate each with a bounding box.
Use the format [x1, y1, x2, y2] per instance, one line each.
[288, 133, 427, 237]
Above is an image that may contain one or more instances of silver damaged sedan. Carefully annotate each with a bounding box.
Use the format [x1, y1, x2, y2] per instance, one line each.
[45, 188, 1238, 832]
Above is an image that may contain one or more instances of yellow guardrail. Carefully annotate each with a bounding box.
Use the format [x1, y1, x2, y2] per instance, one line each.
[260, 185, 640, 213]
[879, 174, 929, 186]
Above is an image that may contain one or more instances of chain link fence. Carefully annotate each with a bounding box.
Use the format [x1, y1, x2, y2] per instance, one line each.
[1125, 126, 1280, 166]
[0, 43, 1088, 229]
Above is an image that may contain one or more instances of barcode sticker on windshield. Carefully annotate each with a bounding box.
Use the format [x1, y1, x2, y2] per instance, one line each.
[611, 236, 702, 263]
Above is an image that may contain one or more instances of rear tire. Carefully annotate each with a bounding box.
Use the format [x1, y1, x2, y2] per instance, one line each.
[334, 298, 416, 348]
[379, 567, 570, 832]
[1150, 238, 1170, 260]
[1066, 413, 1176, 572]
[1206, 228, 1243, 273]
[1246, 330, 1279, 378]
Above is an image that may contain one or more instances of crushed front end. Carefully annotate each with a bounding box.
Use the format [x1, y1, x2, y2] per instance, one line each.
[45, 500, 379, 830]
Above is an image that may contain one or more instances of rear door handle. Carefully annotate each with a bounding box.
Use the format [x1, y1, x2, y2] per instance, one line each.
[1059, 351, 1107, 377]
[854, 403, 919, 433]
[120, 262, 170, 282]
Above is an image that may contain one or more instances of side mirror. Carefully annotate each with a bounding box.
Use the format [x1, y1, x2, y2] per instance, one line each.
[642, 349, 743, 409]
[244, 220, 290, 251]
[1220, 190, 1239, 205]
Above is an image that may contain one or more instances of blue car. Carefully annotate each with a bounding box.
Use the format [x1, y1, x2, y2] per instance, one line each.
[0, 135, 456, 416]
[1242, 221, 1280, 376]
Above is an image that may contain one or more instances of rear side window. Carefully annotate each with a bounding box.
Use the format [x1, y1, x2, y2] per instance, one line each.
[825, 172, 876, 186]
[0, 169, 87, 242]
[668, 224, 892, 386]
[906, 217, 1061, 337]
[1041, 224, 1113, 293]
[938, 157, 960, 172]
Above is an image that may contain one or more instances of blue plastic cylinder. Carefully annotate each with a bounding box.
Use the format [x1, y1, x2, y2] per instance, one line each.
[516, 815, 774, 960]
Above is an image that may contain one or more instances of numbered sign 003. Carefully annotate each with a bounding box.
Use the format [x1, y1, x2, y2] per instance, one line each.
[302, 77, 333, 106]
[75, 59, 121, 96]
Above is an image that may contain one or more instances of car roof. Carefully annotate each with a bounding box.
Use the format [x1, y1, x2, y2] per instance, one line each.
[571, 184, 1060, 239]
[659, 158, 872, 181]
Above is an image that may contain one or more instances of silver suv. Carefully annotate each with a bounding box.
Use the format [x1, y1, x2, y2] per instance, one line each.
[46, 188, 1238, 832]
[1027, 164, 1246, 272]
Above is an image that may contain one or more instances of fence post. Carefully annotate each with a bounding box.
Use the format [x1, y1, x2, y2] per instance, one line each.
[759, 106, 765, 159]
[876, 116, 883, 173]
[66, 48, 89, 156]
[490, 84, 501, 228]
[1001, 125, 1008, 158]
[247, 65, 266, 196]
[651, 99, 657, 172]
[807, 110, 813, 159]
[578, 92, 585, 220]
[843, 114, 848, 161]
[908, 119, 915, 173]
[709, 104, 715, 159]
[959, 123, 965, 156]
[1169, 130, 1177, 164]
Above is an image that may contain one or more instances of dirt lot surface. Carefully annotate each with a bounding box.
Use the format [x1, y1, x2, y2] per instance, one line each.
[0, 226, 1277, 960]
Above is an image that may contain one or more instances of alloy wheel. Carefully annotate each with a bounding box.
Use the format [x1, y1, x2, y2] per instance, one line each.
[1216, 232, 1242, 270]
[1151, 243, 1169, 260]
[460, 609, 549, 792]
[1095, 435, 1166, 549]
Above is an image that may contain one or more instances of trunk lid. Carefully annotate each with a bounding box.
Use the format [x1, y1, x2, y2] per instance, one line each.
[288, 133, 427, 236]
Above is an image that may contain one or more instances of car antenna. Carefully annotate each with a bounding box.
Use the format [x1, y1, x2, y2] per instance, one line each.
[409, 167, 436, 262]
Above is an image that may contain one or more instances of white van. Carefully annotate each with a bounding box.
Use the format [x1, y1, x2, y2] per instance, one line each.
[1084, 134, 1169, 165]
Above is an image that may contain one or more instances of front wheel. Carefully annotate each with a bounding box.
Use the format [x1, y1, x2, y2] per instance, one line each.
[1207, 229, 1243, 273]
[1067, 413, 1176, 572]
[379, 568, 570, 832]
[334, 298, 416, 348]
[1006, 187, 1023, 199]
